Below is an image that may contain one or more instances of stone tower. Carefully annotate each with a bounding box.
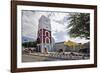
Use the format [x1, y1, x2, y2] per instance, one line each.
[37, 15, 51, 53]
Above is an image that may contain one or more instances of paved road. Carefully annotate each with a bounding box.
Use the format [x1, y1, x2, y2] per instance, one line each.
[22, 54, 62, 62]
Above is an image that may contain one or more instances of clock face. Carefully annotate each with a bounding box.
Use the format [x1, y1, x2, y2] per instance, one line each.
[46, 26, 48, 28]
[44, 19, 49, 25]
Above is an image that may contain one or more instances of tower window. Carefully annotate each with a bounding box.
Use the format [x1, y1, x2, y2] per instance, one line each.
[45, 31, 50, 37]
[45, 37, 50, 43]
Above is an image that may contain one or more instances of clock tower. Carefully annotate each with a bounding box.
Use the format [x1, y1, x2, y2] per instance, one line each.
[37, 15, 51, 53]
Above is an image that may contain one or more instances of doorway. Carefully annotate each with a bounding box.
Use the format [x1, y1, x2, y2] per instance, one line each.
[44, 47, 48, 53]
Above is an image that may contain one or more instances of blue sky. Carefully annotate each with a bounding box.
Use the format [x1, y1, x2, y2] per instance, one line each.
[22, 10, 89, 43]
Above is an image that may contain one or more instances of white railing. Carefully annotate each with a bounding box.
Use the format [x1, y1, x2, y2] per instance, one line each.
[27, 52, 89, 60]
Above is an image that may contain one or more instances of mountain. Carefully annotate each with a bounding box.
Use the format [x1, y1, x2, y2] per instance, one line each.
[22, 36, 36, 43]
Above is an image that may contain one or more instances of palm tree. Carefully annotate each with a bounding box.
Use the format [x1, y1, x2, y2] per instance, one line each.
[67, 13, 90, 39]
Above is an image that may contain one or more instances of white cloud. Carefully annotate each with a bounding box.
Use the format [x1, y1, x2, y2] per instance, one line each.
[22, 10, 38, 40]
[65, 36, 89, 44]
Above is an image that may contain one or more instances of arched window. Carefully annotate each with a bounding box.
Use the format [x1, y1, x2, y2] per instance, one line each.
[45, 31, 50, 37]
[45, 37, 50, 43]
